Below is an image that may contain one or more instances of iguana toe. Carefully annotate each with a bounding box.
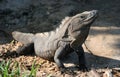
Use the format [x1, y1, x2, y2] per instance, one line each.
[79, 64, 88, 72]
[59, 67, 75, 75]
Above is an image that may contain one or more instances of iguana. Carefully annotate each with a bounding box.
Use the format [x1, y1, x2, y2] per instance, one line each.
[12, 10, 98, 72]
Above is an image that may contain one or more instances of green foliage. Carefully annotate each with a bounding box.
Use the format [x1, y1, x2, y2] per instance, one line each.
[0, 60, 39, 77]
[0, 60, 20, 77]
[29, 61, 39, 77]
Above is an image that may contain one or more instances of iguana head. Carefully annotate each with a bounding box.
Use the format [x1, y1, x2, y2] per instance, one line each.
[55, 10, 98, 44]
[66, 10, 98, 48]
[68, 10, 98, 38]
[68, 10, 98, 35]
[70, 10, 98, 27]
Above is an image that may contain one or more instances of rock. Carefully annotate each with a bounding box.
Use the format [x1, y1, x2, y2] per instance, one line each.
[84, 26, 120, 67]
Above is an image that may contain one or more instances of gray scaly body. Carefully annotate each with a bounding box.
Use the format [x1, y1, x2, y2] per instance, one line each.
[12, 10, 98, 72]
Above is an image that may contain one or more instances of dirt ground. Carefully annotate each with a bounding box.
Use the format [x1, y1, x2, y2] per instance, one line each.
[0, 0, 120, 77]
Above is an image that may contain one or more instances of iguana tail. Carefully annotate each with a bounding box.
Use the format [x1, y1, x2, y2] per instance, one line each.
[12, 31, 34, 44]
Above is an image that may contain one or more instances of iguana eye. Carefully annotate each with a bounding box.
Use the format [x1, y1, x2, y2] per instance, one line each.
[80, 16, 84, 18]
[80, 16, 86, 20]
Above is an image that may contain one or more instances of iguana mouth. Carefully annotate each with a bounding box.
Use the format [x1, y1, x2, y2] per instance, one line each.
[83, 10, 98, 21]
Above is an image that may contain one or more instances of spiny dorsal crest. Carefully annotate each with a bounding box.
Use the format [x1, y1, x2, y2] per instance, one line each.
[37, 32, 49, 37]
[59, 17, 71, 29]
[37, 16, 71, 37]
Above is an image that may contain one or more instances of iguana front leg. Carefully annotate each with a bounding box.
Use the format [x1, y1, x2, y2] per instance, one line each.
[75, 46, 88, 72]
[54, 43, 69, 73]
[54, 47, 65, 68]
[54, 47, 65, 73]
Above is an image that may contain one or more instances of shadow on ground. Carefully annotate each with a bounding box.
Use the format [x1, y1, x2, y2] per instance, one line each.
[63, 52, 120, 70]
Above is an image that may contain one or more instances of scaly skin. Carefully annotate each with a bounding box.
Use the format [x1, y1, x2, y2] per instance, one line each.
[12, 10, 98, 72]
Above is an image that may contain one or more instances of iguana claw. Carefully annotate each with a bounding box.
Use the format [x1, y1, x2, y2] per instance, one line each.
[59, 67, 66, 74]
[59, 67, 75, 75]
[79, 64, 88, 72]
